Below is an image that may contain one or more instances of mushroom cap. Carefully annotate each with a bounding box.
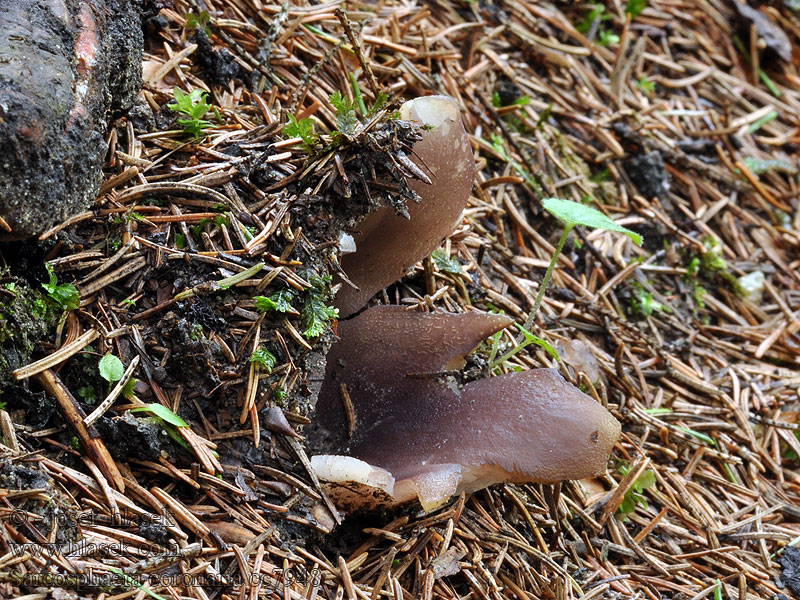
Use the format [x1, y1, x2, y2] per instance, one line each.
[434, 368, 622, 484]
[335, 96, 475, 317]
[310, 306, 621, 511]
[312, 305, 513, 450]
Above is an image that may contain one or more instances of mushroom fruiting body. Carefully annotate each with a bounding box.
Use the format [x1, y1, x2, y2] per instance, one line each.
[334, 96, 475, 317]
[309, 306, 621, 511]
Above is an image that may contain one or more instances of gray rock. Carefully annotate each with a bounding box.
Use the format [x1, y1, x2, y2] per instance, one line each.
[0, 0, 142, 239]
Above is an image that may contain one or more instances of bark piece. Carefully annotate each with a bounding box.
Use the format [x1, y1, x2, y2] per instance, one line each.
[733, 2, 792, 63]
[0, 0, 142, 239]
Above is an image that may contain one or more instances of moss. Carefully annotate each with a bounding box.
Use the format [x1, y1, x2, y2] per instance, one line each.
[0, 272, 60, 391]
[684, 237, 743, 299]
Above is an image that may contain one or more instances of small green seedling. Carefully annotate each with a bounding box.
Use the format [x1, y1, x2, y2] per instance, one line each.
[167, 87, 218, 138]
[283, 114, 318, 154]
[329, 90, 358, 137]
[99, 353, 124, 385]
[576, 3, 620, 45]
[77, 385, 97, 405]
[635, 77, 655, 96]
[302, 295, 338, 339]
[524, 198, 641, 331]
[367, 90, 389, 117]
[683, 237, 741, 311]
[625, 0, 646, 19]
[254, 288, 295, 314]
[589, 168, 612, 183]
[98, 353, 137, 399]
[491, 323, 559, 371]
[250, 347, 276, 374]
[491, 92, 531, 108]
[616, 465, 656, 518]
[489, 93, 532, 133]
[128, 403, 191, 453]
[784, 430, 800, 460]
[272, 385, 286, 405]
[42, 263, 80, 311]
[597, 29, 620, 46]
[684, 257, 707, 309]
[121, 378, 137, 401]
[630, 283, 669, 317]
[301, 274, 338, 339]
[576, 3, 608, 33]
[129, 403, 188, 428]
[324, 78, 389, 144]
[431, 249, 462, 274]
[185, 10, 211, 36]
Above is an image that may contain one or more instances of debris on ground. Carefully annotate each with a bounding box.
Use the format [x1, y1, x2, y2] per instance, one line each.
[0, 1, 799, 599]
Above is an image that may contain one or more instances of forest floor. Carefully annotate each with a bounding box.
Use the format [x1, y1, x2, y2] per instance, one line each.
[1, 1, 800, 599]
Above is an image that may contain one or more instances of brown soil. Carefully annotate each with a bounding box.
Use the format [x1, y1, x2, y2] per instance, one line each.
[0, 1, 799, 599]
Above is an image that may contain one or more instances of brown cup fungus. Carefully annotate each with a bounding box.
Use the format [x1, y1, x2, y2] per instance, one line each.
[335, 95, 475, 317]
[310, 306, 621, 512]
[311, 95, 620, 513]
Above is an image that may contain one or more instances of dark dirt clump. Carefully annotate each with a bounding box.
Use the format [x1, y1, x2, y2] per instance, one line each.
[622, 150, 671, 201]
[0, 458, 80, 548]
[95, 413, 173, 462]
[0, 274, 57, 391]
[154, 311, 227, 390]
[194, 30, 243, 85]
[779, 547, 800, 597]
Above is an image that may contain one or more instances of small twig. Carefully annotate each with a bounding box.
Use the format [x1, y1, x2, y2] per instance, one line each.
[286, 436, 342, 526]
[37, 368, 125, 492]
[0, 410, 19, 452]
[335, 8, 381, 97]
[84, 355, 140, 427]
[523, 225, 571, 332]
[13, 329, 99, 380]
[339, 383, 355, 439]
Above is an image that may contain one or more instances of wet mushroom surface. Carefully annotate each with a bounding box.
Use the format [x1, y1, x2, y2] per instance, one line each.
[334, 95, 476, 317]
[309, 306, 621, 511]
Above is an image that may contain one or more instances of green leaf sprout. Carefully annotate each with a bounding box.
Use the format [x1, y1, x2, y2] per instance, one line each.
[42, 263, 80, 311]
[431, 249, 463, 274]
[98, 354, 124, 384]
[523, 198, 642, 331]
[167, 87, 216, 139]
[129, 403, 188, 428]
[250, 347, 277, 373]
[254, 289, 295, 314]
